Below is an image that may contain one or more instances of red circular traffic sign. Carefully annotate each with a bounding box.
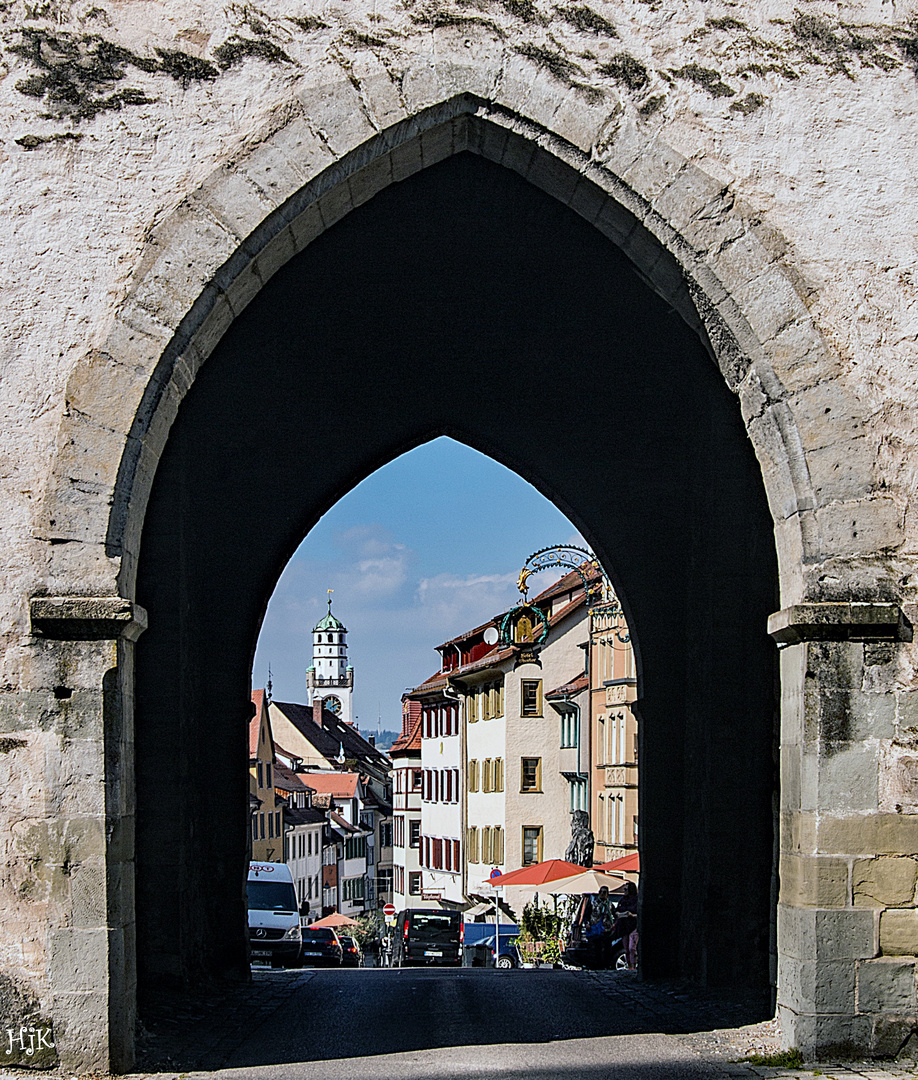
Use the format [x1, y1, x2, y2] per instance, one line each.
[383, 903, 396, 916]
[490, 868, 502, 880]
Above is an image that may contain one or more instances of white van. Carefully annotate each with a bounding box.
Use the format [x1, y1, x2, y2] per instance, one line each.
[247, 861, 302, 968]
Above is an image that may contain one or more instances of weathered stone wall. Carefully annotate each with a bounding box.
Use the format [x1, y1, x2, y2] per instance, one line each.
[1, 0, 918, 1068]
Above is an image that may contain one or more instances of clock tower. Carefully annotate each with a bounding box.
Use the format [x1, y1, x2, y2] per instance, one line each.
[306, 594, 354, 725]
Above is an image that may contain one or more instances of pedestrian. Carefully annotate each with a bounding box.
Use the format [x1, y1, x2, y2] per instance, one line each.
[590, 886, 616, 968]
[613, 881, 638, 970]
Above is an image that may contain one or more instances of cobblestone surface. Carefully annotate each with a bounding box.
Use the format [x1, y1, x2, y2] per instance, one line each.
[3, 969, 918, 1079]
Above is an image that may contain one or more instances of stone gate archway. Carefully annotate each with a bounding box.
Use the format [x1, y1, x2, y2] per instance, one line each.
[27, 83, 909, 1072]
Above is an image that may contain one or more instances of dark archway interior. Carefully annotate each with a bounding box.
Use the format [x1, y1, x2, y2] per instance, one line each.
[134, 151, 779, 1015]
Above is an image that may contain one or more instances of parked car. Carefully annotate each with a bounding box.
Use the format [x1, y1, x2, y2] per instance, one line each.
[338, 934, 363, 967]
[392, 909, 462, 966]
[300, 926, 343, 966]
[247, 861, 302, 969]
[462, 923, 520, 968]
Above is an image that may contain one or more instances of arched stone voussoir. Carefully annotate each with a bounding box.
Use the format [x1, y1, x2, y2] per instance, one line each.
[41, 84, 857, 603]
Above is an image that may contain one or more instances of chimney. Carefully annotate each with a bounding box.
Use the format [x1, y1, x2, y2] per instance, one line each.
[368, 735, 375, 747]
[313, 697, 323, 726]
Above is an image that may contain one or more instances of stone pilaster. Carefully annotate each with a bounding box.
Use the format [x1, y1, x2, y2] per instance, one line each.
[27, 597, 146, 1073]
[770, 602, 917, 1057]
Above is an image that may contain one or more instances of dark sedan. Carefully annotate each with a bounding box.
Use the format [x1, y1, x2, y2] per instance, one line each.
[338, 934, 363, 967]
[300, 926, 343, 967]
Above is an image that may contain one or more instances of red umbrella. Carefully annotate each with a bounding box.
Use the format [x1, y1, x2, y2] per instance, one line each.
[482, 859, 585, 888]
[310, 912, 360, 928]
[595, 852, 640, 874]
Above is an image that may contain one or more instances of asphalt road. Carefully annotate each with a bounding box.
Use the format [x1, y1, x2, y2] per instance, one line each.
[134, 967, 768, 1080]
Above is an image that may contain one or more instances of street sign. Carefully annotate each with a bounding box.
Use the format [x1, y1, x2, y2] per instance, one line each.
[383, 903, 396, 917]
[490, 868, 502, 879]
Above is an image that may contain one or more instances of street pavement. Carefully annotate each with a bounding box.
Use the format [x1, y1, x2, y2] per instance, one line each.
[8, 968, 918, 1080]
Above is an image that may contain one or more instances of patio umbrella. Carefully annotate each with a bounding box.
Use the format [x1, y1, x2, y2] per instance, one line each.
[543, 869, 629, 895]
[310, 912, 361, 928]
[595, 852, 640, 875]
[480, 858, 584, 889]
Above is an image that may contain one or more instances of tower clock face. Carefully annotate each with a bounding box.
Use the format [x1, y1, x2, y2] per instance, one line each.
[323, 695, 342, 716]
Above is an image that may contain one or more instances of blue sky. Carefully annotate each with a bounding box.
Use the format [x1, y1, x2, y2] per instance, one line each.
[252, 437, 582, 733]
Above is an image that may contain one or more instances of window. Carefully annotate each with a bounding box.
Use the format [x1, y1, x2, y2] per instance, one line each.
[443, 769, 452, 803]
[266, 762, 272, 789]
[482, 759, 492, 792]
[252, 817, 258, 842]
[467, 826, 479, 863]
[409, 871, 422, 895]
[259, 813, 265, 839]
[412, 769, 423, 791]
[445, 839, 452, 871]
[521, 680, 542, 716]
[453, 838, 461, 870]
[394, 815, 404, 847]
[468, 760, 479, 792]
[377, 867, 393, 896]
[561, 710, 579, 748]
[492, 826, 504, 865]
[453, 768, 460, 801]
[257, 761, 263, 787]
[276, 811, 281, 837]
[493, 758, 504, 792]
[433, 838, 443, 869]
[345, 835, 367, 860]
[522, 826, 543, 866]
[597, 716, 606, 765]
[467, 693, 478, 723]
[481, 826, 492, 864]
[343, 876, 365, 902]
[521, 757, 542, 792]
[268, 812, 274, 838]
[409, 820, 421, 848]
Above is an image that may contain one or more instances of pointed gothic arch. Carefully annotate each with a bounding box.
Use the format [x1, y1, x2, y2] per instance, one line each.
[29, 75, 886, 1070]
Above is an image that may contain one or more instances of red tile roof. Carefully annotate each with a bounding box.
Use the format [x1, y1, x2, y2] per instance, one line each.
[299, 771, 359, 798]
[273, 762, 312, 793]
[546, 673, 589, 699]
[250, 689, 268, 757]
[389, 716, 422, 755]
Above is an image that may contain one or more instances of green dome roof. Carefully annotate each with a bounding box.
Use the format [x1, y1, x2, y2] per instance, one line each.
[314, 596, 346, 633]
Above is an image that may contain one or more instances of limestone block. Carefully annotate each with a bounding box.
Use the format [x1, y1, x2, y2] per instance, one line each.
[49, 927, 110, 993]
[782, 810, 817, 855]
[295, 70, 379, 158]
[778, 904, 877, 962]
[768, 319, 843, 396]
[419, 121, 458, 170]
[854, 857, 918, 908]
[815, 741, 879, 815]
[653, 164, 735, 252]
[288, 202, 324, 254]
[194, 164, 277, 240]
[315, 180, 354, 232]
[128, 203, 240, 330]
[857, 957, 917, 1012]
[562, 167, 610, 226]
[778, 1006, 873, 1058]
[348, 153, 395, 208]
[816, 498, 902, 558]
[781, 743, 802, 811]
[789, 381, 866, 453]
[779, 853, 849, 908]
[880, 908, 918, 956]
[880, 743, 918, 814]
[621, 145, 687, 213]
[525, 148, 580, 209]
[709, 231, 775, 292]
[805, 436, 876, 506]
[730, 264, 807, 345]
[51, 987, 110, 1073]
[550, 89, 613, 156]
[390, 138, 424, 183]
[818, 813, 918, 858]
[778, 955, 856, 1014]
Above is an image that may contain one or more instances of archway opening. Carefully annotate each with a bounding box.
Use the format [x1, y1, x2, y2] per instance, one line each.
[133, 150, 779, 1035]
